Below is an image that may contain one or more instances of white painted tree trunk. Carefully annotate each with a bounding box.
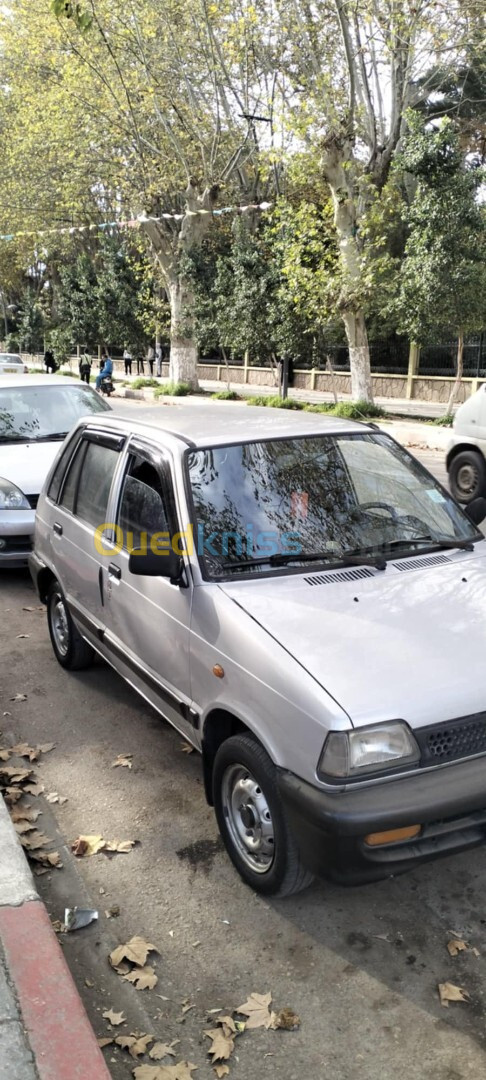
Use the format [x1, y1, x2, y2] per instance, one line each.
[446, 330, 464, 416]
[167, 278, 198, 388]
[342, 310, 374, 401]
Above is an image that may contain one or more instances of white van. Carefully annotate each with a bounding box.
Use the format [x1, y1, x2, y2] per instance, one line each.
[447, 386, 486, 502]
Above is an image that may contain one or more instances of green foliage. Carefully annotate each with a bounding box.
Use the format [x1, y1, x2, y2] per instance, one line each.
[211, 390, 242, 400]
[431, 413, 454, 426]
[51, 1, 93, 32]
[155, 382, 193, 397]
[246, 395, 385, 418]
[130, 377, 160, 389]
[328, 401, 385, 420]
[248, 396, 305, 410]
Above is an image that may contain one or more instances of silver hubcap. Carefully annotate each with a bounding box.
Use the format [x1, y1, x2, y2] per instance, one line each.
[457, 463, 478, 496]
[221, 765, 275, 874]
[51, 593, 69, 656]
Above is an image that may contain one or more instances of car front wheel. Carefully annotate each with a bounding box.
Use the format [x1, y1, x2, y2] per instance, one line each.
[213, 733, 314, 896]
[47, 581, 94, 670]
[449, 450, 486, 503]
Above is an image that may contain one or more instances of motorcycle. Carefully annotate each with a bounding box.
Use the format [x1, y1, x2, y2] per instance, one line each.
[99, 374, 114, 397]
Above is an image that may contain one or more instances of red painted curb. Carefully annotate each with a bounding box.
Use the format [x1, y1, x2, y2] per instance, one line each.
[0, 900, 111, 1080]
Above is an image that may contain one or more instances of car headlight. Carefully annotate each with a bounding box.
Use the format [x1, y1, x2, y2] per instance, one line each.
[0, 478, 30, 509]
[318, 722, 420, 780]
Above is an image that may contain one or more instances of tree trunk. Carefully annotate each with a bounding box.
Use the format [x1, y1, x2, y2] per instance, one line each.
[446, 330, 464, 416]
[322, 138, 374, 403]
[167, 277, 198, 388]
[342, 310, 374, 401]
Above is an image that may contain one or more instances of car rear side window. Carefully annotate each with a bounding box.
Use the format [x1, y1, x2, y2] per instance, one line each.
[75, 442, 120, 527]
[48, 436, 80, 503]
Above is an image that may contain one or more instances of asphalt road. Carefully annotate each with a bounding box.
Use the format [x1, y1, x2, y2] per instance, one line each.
[2, 424, 486, 1080]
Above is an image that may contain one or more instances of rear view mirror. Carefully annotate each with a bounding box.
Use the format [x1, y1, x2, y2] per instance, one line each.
[465, 497, 486, 526]
[128, 547, 183, 584]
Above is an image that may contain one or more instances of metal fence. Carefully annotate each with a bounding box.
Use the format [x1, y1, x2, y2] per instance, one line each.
[419, 335, 486, 378]
[200, 338, 410, 373]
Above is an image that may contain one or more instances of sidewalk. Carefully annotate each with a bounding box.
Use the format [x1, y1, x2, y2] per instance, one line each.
[0, 796, 111, 1079]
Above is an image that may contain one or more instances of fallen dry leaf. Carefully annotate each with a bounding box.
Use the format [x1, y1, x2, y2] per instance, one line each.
[37, 743, 55, 754]
[133, 1064, 198, 1080]
[10, 743, 39, 762]
[4, 787, 23, 804]
[216, 1016, 236, 1034]
[10, 693, 27, 702]
[116, 1034, 154, 1058]
[23, 782, 45, 796]
[97, 1038, 114, 1048]
[102, 1008, 126, 1027]
[51, 919, 66, 934]
[13, 820, 36, 835]
[112, 754, 133, 769]
[447, 939, 469, 957]
[28, 850, 62, 869]
[213, 1068, 230, 1079]
[105, 906, 120, 919]
[16, 634, 30, 639]
[20, 830, 52, 851]
[110, 936, 157, 969]
[45, 792, 68, 804]
[237, 992, 275, 1030]
[0, 765, 33, 783]
[0, 748, 11, 761]
[72, 835, 106, 857]
[204, 1026, 235, 1063]
[22, 606, 35, 611]
[123, 966, 158, 991]
[181, 743, 194, 754]
[10, 805, 41, 823]
[274, 1007, 301, 1031]
[149, 1041, 179, 1061]
[438, 982, 470, 1007]
[104, 839, 137, 854]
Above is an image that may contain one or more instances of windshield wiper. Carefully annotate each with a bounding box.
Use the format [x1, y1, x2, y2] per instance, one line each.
[31, 432, 69, 442]
[0, 434, 32, 443]
[223, 550, 387, 572]
[377, 536, 476, 554]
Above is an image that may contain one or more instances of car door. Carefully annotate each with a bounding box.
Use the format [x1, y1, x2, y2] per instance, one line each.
[101, 438, 197, 741]
[49, 428, 126, 644]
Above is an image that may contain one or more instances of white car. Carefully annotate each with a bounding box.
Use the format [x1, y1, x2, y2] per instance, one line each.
[0, 374, 111, 565]
[0, 353, 28, 375]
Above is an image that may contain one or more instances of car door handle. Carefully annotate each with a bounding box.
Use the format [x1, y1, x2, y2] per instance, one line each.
[108, 563, 121, 581]
[53, 522, 63, 536]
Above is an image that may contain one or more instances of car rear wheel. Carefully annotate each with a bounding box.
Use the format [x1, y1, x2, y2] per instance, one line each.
[213, 733, 314, 896]
[47, 581, 94, 670]
[449, 450, 486, 503]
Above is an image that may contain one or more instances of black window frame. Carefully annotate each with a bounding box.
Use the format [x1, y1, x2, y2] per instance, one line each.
[55, 428, 125, 519]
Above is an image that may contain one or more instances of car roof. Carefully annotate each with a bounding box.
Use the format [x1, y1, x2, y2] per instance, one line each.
[0, 374, 81, 387]
[99, 401, 375, 448]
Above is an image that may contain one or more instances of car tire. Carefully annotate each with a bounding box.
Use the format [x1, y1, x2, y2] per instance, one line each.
[449, 450, 486, 503]
[213, 733, 314, 897]
[46, 581, 95, 670]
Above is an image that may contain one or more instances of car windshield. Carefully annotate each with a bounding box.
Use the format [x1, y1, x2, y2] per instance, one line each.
[0, 354, 22, 365]
[187, 432, 478, 577]
[0, 383, 110, 441]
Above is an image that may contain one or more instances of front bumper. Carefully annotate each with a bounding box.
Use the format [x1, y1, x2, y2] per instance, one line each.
[0, 509, 35, 565]
[278, 757, 486, 884]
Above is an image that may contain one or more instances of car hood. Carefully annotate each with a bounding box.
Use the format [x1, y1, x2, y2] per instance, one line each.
[220, 550, 486, 729]
[0, 441, 61, 495]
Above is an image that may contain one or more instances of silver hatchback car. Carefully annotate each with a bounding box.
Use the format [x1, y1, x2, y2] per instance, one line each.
[30, 404, 486, 895]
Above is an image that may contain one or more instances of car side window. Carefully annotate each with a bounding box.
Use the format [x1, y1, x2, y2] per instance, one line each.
[48, 435, 80, 503]
[117, 454, 170, 552]
[75, 442, 120, 528]
[59, 441, 88, 513]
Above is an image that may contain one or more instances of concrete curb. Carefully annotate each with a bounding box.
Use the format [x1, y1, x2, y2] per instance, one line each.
[0, 797, 111, 1079]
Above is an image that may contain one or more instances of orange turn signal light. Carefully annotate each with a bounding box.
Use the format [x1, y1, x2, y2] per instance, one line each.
[364, 825, 421, 847]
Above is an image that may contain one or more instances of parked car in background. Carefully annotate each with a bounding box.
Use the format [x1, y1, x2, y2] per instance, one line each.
[0, 353, 28, 374]
[0, 375, 111, 565]
[447, 386, 486, 503]
[29, 404, 486, 896]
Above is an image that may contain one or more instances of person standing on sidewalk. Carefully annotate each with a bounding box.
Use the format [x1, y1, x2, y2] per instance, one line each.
[79, 351, 92, 384]
[123, 347, 132, 376]
[147, 345, 155, 376]
[136, 349, 145, 376]
[156, 343, 163, 377]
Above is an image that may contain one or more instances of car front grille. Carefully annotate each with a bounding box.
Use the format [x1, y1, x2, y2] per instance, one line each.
[417, 713, 486, 765]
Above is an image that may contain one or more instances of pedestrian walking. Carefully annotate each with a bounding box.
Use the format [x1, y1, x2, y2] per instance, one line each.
[123, 347, 132, 376]
[156, 343, 163, 377]
[136, 350, 145, 376]
[44, 348, 56, 374]
[79, 351, 92, 384]
[147, 345, 155, 376]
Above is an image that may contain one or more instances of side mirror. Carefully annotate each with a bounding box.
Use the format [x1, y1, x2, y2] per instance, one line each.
[128, 547, 183, 584]
[465, 497, 486, 526]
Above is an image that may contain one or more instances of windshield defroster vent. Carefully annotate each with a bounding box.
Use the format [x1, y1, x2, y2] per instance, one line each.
[393, 554, 452, 572]
[304, 567, 374, 586]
